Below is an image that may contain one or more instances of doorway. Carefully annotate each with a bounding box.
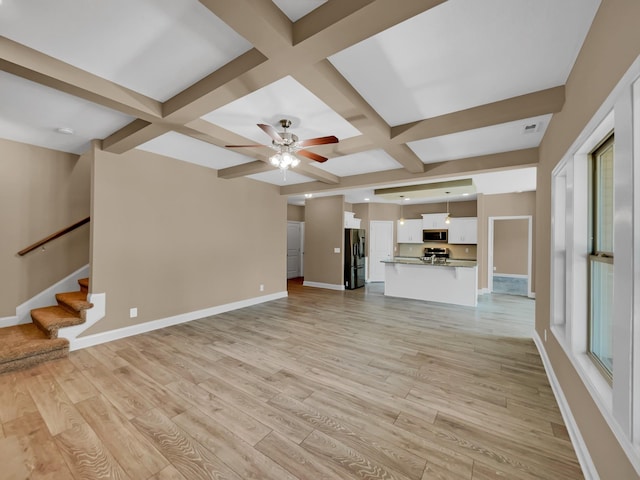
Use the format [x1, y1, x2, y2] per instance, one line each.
[287, 221, 303, 279]
[369, 221, 394, 282]
[488, 216, 533, 297]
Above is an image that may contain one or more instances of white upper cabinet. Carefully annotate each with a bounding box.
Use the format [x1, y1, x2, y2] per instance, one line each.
[397, 219, 423, 243]
[344, 211, 361, 229]
[422, 213, 449, 230]
[448, 217, 478, 244]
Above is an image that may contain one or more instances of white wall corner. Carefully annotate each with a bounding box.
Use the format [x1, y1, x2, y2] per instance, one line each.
[533, 332, 599, 480]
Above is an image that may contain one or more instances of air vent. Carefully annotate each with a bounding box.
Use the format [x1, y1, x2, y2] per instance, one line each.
[522, 122, 543, 134]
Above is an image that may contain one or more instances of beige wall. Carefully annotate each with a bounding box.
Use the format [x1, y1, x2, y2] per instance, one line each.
[304, 195, 344, 286]
[287, 204, 305, 222]
[0, 138, 90, 316]
[84, 147, 286, 335]
[477, 192, 536, 291]
[403, 200, 477, 219]
[493, 219, 528, 275]
[536, 1, 640, 478]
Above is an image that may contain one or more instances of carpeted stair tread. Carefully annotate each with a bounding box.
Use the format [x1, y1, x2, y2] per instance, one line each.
[0, 324, 68, 374]
[56, 291, 93, 313]
[31, 305, 83, 338]
[78, 277, 89, 293]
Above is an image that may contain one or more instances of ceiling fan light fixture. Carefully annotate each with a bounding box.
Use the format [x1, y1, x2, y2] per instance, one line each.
[226, 118, 338, 173]
[270, 151, 299, 170]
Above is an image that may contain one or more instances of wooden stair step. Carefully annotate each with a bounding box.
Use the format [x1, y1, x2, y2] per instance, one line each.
[78, 277, 89, 293]
[31, 305, 83, 339]
[0, 324, 69, 374]
[56, 291, 93, 315]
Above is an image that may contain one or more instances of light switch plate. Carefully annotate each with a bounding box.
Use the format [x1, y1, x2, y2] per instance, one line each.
[129, 307, 138, 318]
[334, 247, 340, 253]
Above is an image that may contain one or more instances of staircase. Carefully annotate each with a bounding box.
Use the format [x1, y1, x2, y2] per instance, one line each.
[0, 278, 92, 374]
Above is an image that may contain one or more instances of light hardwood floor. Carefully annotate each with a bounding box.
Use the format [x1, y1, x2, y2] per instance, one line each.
[0, 280, 583, 479]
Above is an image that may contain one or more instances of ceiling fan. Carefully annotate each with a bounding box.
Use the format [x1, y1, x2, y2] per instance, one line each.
[225, 119, 338, 170]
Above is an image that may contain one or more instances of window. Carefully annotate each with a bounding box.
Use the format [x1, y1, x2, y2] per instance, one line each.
[588, 134, 614, 379]
[549, 56, 640, 470]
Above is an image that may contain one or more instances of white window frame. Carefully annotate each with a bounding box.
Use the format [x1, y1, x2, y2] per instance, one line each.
[550, 55, 640, 472]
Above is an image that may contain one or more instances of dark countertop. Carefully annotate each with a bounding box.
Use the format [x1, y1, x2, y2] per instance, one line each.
[382, 257, 477, 268]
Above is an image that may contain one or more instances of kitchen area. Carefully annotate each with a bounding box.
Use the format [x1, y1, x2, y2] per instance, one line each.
[384, 211, 479, 307]
[292, 189, 535, 306]
[347, 208, 479, 307]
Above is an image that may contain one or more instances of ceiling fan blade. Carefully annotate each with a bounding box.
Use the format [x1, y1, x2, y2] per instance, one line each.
[225, 144, 266, 148]
[298, 135, 339, 147]
[297, 149, 328, 163]
[258, 123, 283, 143]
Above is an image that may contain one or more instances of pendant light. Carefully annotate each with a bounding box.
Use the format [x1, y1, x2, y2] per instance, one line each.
[445, 192, 451, 224]
[399, 195, 405, 225]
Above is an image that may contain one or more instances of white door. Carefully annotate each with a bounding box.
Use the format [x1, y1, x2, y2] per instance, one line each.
[287, 222, 302, 279]
[369, 221, 394, 282]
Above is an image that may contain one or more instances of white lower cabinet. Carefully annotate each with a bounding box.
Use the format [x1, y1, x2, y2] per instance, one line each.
[448, 217, 477, 244]
[397, 219, 423, 243]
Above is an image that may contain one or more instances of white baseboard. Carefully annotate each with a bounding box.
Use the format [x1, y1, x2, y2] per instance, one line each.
[478, 288, 490, 295]
[533, 332, 598, 480]
[0, 265, 90, 328]
[302, 281, 345, 291]
[528, 292, 536, 299]
[68, 291, 288, 351]
[0, 315, 25, 328]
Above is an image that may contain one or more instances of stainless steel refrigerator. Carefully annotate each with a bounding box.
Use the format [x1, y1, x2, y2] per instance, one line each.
[344, 228, 366, 290]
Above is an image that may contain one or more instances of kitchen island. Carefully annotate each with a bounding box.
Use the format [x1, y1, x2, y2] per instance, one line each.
[382, 257, 478, 307]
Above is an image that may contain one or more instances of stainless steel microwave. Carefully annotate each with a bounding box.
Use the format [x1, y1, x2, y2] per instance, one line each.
[423, 229, 448, 242]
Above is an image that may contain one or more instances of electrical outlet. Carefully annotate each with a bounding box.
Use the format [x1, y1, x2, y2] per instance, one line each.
[129, 307, 138, 318]
[334, 247, 340, 253]
[465, 248, 469, 253]
[259, 284, 264, 292]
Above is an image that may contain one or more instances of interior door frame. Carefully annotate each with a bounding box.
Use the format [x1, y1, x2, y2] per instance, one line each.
[487, 215, 534, 298]
[287, 221, 304, 279]
[369, 220, 394, 283]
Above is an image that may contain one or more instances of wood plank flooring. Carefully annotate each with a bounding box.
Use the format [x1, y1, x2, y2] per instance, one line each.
[0, 280, 583, 479]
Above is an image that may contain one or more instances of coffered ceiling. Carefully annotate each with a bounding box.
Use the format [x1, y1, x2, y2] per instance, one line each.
[0, 0, 601, 204]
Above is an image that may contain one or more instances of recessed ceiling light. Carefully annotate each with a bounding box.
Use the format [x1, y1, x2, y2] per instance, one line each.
[404, 197, 410, 201]
[364, 198, 370, 202]
[462, 193, 469, 196]
[304, 193, 313, 198]
[56, 127, 75, 135]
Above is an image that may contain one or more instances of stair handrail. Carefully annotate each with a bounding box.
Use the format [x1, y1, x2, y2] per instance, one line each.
[17, 216, 90, 256]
